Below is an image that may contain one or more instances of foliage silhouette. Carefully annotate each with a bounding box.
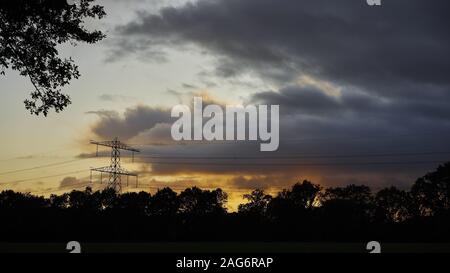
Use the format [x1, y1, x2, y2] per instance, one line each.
[374, 186, 412, 223]
[1, 163, 450, 242]
[238, 189, 271, 217]
[0, 0, 105, 115]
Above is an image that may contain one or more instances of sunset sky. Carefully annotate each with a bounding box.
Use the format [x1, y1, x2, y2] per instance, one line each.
[1, 0, 450, 210]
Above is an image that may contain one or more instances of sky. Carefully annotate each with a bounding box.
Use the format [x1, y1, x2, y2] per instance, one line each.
[1, 0, 450, 210]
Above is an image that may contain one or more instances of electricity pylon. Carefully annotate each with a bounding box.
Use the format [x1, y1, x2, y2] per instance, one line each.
[90, 137, 140, 192]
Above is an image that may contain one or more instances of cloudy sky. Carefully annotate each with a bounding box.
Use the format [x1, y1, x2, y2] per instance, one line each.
[1, 0, 450, 210]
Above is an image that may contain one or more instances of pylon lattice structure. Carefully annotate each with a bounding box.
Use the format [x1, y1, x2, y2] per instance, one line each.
[90, 137, 140, 192]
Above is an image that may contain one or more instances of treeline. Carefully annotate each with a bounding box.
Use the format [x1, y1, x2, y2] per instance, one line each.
[1, 163, 450, 242]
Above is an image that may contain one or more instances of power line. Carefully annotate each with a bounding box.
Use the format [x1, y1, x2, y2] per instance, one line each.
[0, 158, 91, 176]
[0, 169, 89, 185]
[0, 159, 446, 187]
[129, 160, 446, 167]
[134, 151, 450, 160]
[1, 150, 446, 174]
[130, 132, 450, 146]
[0, 147, 68, 162]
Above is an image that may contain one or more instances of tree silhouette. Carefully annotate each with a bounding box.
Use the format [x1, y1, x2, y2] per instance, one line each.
[321, 184, 372, 205]
[148, 187, 179, 216]
[0, 0, 105, 115]
[318, 185, 374, 240]
[2, 162, 450, 243]
[411, 162, 450, 217]
[374, 186, 412, 223]
[116, 191, 151, 215]
[266, 181, 321, 222]
[283, 180, 321, 209]
[178, 187, 228, 215]
[66, 187, 91, 209]
[49, 192, 69, 209]
[0, 190, 47, 209]
[238, 189, 272, 217]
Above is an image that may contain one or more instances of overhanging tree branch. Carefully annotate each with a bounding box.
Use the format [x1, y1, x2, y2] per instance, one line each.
[0, 0, 106, 116]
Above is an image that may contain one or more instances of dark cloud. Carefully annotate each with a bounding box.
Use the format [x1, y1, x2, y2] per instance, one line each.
[84, 83, 450, 189]
[59, 176, 103, 191]
[131, 122, 174, 144]
[59, 177, 82, 189]
[115, 0, 450, 101]
[87, 106, 171, 140]
[93, 84, 450, 188]
[251, 85, 450, 122]
[97, 1, 450, 189]
[182, 83, 197, 89]
[104, 36, 168, 63]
